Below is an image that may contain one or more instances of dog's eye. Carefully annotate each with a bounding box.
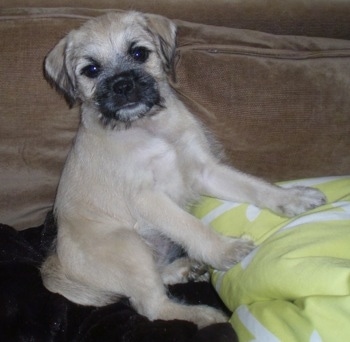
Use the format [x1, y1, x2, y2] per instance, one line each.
[129, 46, 150, 63]
[81, 64, 101, 78]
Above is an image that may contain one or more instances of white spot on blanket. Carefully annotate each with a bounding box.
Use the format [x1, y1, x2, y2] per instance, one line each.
[212, 270, 226, 292]
[241, 246, 260, 269]
[246, 205, 261, 222]
[280, 201, 350, 233]
[200, 200, 240, 226]
[310, 330, 323, 342]
[236, 305, 280, 342]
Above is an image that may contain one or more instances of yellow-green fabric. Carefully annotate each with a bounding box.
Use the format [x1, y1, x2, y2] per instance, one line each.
[191, 176, 350, 341]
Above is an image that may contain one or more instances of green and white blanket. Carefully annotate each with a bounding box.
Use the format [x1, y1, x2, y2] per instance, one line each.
[192, 176, 350, 342]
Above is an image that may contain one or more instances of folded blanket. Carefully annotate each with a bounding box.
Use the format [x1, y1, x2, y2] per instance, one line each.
[0, 212, 236, 342]
[192, 176, 350, 342]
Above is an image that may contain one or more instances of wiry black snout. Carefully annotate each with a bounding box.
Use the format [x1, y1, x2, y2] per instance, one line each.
[113, 76, 135, 96]
[109, 71, 141, 105]
[96, 69, 162, 123]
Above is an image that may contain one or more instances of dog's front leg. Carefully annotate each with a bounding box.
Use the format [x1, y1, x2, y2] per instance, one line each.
[134, 191, 254, 271]
[197, 162, 326, 217]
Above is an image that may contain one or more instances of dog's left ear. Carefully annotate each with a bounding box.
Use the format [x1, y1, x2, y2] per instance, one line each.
[145, 14, 177, 73]
[44, 34, 78, 107]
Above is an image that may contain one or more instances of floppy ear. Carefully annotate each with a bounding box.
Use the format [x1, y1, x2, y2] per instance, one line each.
[145, 14, 177, 73]
[44, 35, 77, 107]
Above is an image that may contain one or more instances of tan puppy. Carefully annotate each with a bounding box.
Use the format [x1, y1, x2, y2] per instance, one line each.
[40, 11, 326, 328]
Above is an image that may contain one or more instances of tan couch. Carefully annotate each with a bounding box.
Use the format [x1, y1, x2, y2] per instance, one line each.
[1, 1, 350, 340]
[1, 1, 350, 231]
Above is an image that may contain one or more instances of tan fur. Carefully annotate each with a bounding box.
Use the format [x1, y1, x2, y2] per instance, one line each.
[40, 11, 326, 328]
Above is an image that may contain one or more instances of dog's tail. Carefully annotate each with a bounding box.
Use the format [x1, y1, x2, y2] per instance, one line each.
[40, 254, 119, 306]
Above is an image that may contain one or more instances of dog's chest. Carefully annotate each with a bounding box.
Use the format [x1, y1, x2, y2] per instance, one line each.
[136, 135, 196, 205]
[69, 124, 201, 213]
[76, 127, 194, 203]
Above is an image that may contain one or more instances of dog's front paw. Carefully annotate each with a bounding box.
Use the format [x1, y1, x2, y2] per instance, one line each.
[161, 258, 209, 285]
[187, 260, 210, 282]
[275, 186, 327, 217]
[212, 237, 255, 271]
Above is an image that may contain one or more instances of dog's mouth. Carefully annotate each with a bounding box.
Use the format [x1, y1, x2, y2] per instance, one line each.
[95, 70, 163, 124]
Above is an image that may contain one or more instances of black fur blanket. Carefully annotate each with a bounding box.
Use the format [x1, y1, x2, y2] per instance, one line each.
[0, 212, 237, 341]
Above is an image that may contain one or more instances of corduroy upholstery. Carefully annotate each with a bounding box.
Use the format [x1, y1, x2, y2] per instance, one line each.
[1, 4, 349, 230]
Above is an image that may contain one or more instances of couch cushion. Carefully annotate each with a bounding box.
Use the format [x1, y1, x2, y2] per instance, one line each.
[0, 8, 349, 229]
[2, 1, 350, 39]
[172, 21, 350, 181]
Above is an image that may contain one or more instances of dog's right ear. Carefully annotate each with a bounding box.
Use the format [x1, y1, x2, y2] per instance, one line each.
[144, 14, 177, 73]
[44, 36, 77, 107]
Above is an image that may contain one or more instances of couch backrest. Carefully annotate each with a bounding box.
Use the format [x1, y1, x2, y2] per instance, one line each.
[2, 0, 350, 39]
[1, 7, 350, 229]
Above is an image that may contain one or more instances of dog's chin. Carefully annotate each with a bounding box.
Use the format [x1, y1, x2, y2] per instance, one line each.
[98, 101, 163, 128]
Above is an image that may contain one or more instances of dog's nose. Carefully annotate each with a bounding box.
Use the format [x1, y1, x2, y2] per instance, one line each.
[113, 77, 135, 95]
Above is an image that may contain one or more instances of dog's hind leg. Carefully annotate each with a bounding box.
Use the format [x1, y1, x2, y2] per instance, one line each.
[41, 254, 116, 306]
[130, 287, 229, 329]
[113, 235, 227, 328]
[102, 233, 229, 328]
[42, 228, 227, 328]
[125, 254, 228, 328]
[86, 230, 228, 328]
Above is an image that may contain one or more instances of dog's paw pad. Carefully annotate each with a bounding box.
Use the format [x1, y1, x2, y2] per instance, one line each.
[277, 186, 327, 217]
[188, 261, 210, 282]
[214, 237, 255, 271]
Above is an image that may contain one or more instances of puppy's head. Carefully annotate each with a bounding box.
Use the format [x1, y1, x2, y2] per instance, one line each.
[45, 11, 176, 124]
